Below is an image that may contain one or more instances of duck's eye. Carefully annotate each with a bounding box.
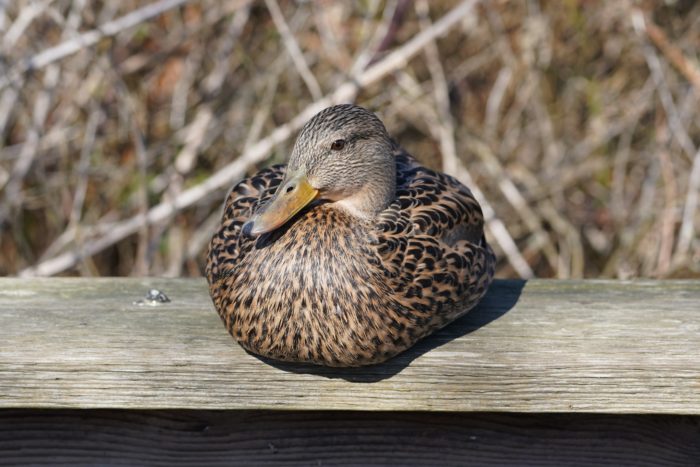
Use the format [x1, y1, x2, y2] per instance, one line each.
[330, 139, 345, 151]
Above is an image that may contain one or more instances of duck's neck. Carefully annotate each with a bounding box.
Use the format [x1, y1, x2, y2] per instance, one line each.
[333, 168, 396, 220]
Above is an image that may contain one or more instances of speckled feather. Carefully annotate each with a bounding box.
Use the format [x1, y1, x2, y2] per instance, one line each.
[206, 146, 495, 367]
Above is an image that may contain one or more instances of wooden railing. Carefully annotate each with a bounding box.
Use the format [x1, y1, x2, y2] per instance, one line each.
[1, 278, 699, 465]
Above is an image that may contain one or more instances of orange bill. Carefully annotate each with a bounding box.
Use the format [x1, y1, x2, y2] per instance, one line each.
[244, 172, 319, 236]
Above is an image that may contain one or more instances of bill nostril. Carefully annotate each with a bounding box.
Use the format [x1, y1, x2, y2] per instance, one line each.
[241, 221, 254, 238]
[286, 185, 295, 193]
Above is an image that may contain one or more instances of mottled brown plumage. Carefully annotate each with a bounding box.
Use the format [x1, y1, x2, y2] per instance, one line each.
[206, 104, 495, 367]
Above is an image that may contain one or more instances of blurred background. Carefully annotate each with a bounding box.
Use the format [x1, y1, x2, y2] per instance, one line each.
[0, 0, 698, 279]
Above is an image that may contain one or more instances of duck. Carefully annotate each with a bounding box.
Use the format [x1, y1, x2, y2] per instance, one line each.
[206, 104, 495, 367]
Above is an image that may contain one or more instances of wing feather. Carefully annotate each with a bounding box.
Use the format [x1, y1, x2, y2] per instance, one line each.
[374, 150, 495, 324]
[205, 165, 285, 291]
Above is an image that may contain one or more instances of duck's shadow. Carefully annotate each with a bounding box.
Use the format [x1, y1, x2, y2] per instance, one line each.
[253, 279, 526, 382]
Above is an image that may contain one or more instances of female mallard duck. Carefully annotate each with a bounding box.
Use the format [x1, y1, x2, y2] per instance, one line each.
[206, 104, 495, 367]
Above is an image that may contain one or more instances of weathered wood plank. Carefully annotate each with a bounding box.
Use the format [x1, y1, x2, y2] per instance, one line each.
[0, 278, 699, 413]
[0, 410, 698, 466]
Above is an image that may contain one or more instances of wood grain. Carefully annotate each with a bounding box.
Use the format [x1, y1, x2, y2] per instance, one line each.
[1, 278, 699, 413]
[0, 410, 698, 466]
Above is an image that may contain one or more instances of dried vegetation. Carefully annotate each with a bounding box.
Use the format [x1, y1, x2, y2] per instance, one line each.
[1, 0, 699, 278]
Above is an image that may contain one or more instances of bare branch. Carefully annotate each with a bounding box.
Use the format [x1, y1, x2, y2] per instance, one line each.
[675, 146, 700, 261]
[264, 0, 323, 100]
[174, 108, 214, 175]
[642, 12, 700, 93]
[484, 67, 512, 141]
[20, 0, 481, 277]
[417, 0, 534, 278]
[2, 0, 52, 50]
[0, 0, 196, 90]
[632, 10, 697, 161]
[1, 65, 59, 203]
[69, 107, 102, 228]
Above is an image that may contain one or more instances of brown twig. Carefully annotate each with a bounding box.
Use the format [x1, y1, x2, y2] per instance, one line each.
[19, 0, 481, 277]
[655, 120, 676, 276]
[0, 0, 197, 90]
[632, 10, 697, 162]
[265, 0, 323, 100]
[417, 0, 533, 278]
[643, 13, 700, 93]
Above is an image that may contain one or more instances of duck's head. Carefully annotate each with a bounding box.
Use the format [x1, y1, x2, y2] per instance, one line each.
[243, 104, 396, 237]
